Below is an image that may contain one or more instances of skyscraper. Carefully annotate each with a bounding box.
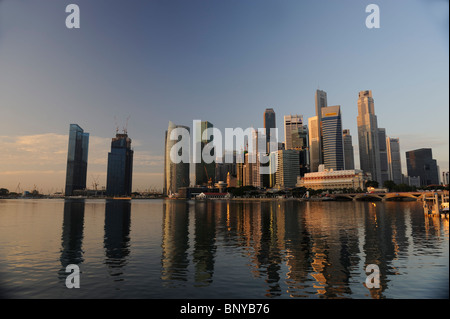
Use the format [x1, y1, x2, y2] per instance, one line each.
[315, 89, 327, 163]
[309, 89, 328, 172]
[194, 121, 215, 186]
[321, 105, 344, 171]
[378, 128, 389, 185]
[308, 116, 320, 172]
[406, 148, 439, 186]
[106, 132, 134, 197]
[284, 115, 309, 176]
[343, 129, 355, 170]
[386, 137, 402, 185]
[164, 121, 190, 196]
[357, 90, 382, 183]
[275, 149, 300, 189]
[65, 124, 89, 196]
[264, 108, 276, 152]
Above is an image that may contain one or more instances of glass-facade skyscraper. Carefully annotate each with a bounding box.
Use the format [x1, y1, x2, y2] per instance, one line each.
[378, 128, 389, 185]
[315, 89, 328, 165]
[386, 137, 402, 185]
[164, 121, 190, 196]
[284, 114, 309, 176]
[308, 116, 320, 172]
[106, 133, 134, 197]
[406, 148, 439, 186]
[321, 105, 344, 171]
[264, 108, 276, 152]
[343, 129, 355, 170]
[194, 121, 215, 186]
[65, 124, 89, 196]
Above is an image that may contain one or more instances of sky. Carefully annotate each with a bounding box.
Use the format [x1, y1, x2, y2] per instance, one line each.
[0, 0, 448, 193]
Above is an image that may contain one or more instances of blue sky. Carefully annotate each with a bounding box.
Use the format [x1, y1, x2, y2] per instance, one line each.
[0, 0, 448, 192]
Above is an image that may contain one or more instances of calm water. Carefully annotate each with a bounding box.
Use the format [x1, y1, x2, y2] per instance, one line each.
[0, 198, 448, 299]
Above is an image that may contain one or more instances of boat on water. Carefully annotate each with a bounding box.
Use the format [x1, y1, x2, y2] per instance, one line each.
[112, 196, 131, 200]
[423, 192, 449, 216]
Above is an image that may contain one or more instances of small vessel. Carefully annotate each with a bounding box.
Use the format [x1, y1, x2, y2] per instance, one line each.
[423, 192, 449, 216]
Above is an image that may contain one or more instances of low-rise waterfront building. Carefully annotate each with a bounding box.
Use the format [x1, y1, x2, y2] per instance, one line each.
[297, 165, 369, 190]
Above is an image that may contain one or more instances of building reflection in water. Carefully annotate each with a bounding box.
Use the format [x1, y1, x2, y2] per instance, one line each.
[193, 201, 217, 287]
[59, 199, 85, 282]
[161, 200, 190, 286]
[104, 199, 131, 281]
[160, 199, 447, 298]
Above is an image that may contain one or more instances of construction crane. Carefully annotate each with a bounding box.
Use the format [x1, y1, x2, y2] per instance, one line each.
[15, 183, 22, 194]
[204, 165, 213, 187]
[91, 174, 100, 191]
[123, 115, 130, 134]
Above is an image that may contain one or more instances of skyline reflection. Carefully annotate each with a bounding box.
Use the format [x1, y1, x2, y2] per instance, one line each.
[160, 199, 449, 298]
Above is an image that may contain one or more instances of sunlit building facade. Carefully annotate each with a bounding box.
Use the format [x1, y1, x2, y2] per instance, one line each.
[386, 137, 402, 185]
[164, 121, 190, 196]
[357, 90, 382, 183]
[297, 167, 368, 190]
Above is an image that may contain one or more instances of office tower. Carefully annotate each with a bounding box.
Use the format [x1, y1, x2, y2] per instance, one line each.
[442, 172, 449, 185]
[343, 129, 355, 170]
[242, 129, 263, 188]
[284, 115, 307, 150]
[163, 121, 190, 196]
[406, 148, 439, 186]
[194, 121, 215, 186]
[386, 137, 402, 185]
[308, 89, 328, 172]
[315, 89, 328, 162]
[284, 115, 309, 176]
[315, 89, 328, 125]
[378, 128, 389, 185]
[264, 108, 276, 152]
[275, 150, 300, 189]
[308, 116, 320, 172]
[321, 105, 344, 171]
[65, 124, 89, 196]
[357, 90, 382, 184]
[106, 132, 134, 197]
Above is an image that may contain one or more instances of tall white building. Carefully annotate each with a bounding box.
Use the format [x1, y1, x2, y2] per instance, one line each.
[357, 90, 382, 184]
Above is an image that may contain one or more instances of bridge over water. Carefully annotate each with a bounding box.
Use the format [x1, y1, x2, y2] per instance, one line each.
[330, 191, 438, 202]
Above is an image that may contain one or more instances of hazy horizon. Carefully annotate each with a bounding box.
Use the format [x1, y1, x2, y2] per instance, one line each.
[0, 0, 448, 193]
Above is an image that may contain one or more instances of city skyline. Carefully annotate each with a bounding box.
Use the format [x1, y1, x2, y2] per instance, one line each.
[0, 0, 448, 192]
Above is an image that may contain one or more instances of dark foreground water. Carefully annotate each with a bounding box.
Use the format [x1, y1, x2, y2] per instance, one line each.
[0, 198, 448, 299]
